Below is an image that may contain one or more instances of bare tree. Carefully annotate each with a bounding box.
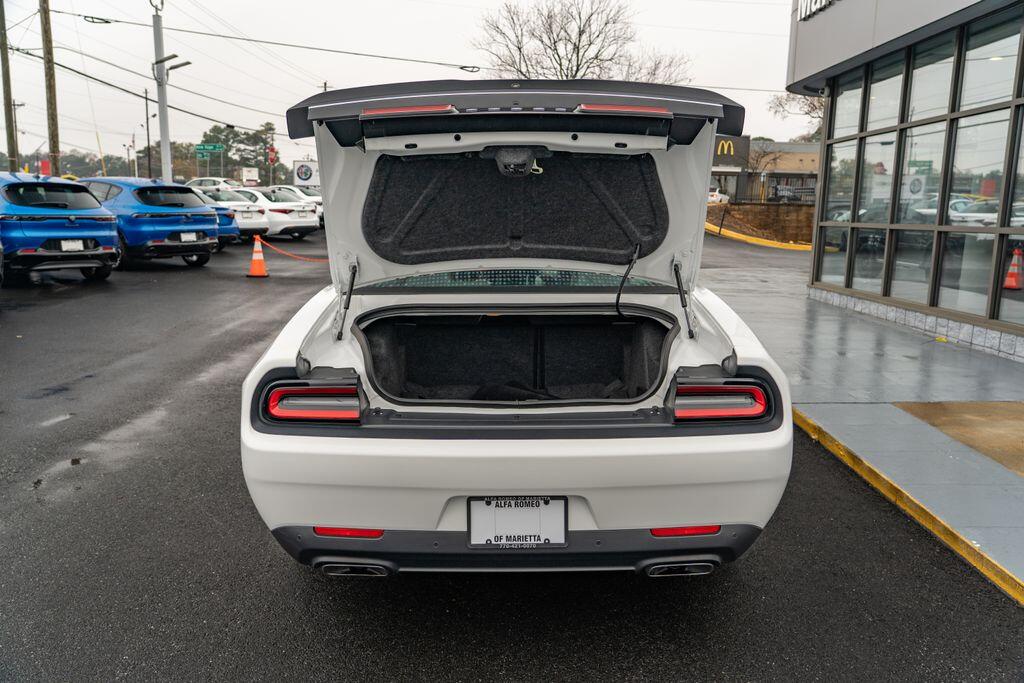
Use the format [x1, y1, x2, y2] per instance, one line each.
[768, 92, 826, 142]
[745, 141, 784, 175]
[476, 0, 691, 84]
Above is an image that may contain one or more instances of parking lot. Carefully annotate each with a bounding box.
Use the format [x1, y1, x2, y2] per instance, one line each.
[1, 234, 1021, 680]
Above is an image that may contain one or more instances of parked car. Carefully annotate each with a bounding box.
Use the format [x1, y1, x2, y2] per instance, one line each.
[0, 172, 119, 284]
[196, 191, 241, 251]
[269, 184, 324, 225]
[240, 80, 793, 579]
[198, 188, 269, 240]
[80, 177, 218, 268]
[707, 187, 729, 204]
[231, 187, 318, 239]
[949, 198, 1000, 227]
[185, 176, 242, 190]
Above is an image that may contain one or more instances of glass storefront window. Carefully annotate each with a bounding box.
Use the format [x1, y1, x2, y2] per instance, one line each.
[960, 6, 1023, 110]
[825, 141, 858, 221]
[938, 232, 996, 315]
[832, 71, 863, 138]
[1000, 234, 1024, 323]
[907, 32, 956, 122]
[866, 53, 904, 131]
[897, 123, 946, 224]
[819, 227, 849, 285]
[890, 230, 935, 303]
[858, 132, 897, 222]
[851, 228, 887, 292]
[947, 109, 1010, 227]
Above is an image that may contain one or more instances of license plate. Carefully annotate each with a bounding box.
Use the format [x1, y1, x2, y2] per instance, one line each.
[60, 239, 84, 251]
[180, 232, 197, 242]
[240, 212, 254, 219]
[468, 496, 567, 548]
[297, 212, 309, 218]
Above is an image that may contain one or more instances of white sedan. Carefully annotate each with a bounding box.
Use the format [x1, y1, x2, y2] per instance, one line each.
[241, 81, 792, 578]
[197, 188, 270, 239]
[231, 187, 319, 239]
[186, 176, 243, 190]
[708, 187, 730, 204]
[269, 184, 324, 225]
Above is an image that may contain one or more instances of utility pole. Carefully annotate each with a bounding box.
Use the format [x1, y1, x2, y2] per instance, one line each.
[152, 8, 172, 182]
[144, 87, 153, 177]
[12, 101, 23, 169]
[0, 0, 19, 171]
[39, 0, 60, 175]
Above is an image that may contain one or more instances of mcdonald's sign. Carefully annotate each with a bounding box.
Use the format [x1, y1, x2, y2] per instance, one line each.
[713, 135, 750, 168]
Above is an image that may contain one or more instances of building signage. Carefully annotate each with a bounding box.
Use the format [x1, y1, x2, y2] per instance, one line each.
[713, 135, 750, 168]
[797, 0, 837, 22]
[292, 159, 320, 186]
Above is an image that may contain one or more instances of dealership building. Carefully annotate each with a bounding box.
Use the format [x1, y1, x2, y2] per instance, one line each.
[788, 0, 1024, 355]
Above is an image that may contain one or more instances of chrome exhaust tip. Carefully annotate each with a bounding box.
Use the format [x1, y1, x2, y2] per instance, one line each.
[645, 562, 716, 577]
[319, 562, 390, 577]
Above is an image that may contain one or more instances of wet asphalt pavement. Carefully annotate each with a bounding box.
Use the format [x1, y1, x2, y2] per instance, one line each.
[0, 233, 1021, 680]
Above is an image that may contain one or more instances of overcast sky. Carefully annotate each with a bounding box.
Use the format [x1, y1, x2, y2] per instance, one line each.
[3, 0, 808, 169]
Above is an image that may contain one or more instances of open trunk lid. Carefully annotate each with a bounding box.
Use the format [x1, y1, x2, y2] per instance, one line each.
[287, 79, 744, 292]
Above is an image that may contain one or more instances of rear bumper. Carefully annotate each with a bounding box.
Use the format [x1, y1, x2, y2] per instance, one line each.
[239, 226, 269, 237]
[128, 238, 217, 258]
[272, 524, 762, 574]
[5, 249, 118, 271]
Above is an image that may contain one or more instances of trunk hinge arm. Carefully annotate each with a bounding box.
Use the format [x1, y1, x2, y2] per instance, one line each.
[334, 261, 358, 340]
[672, 261, 696, 340]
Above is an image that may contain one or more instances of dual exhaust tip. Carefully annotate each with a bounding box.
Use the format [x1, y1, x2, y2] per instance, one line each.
[317, 561, 717, 578]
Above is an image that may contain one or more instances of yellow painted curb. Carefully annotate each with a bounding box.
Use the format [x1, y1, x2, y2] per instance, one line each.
[704, 222, 812, 251]
[793, 407, 1024, 607]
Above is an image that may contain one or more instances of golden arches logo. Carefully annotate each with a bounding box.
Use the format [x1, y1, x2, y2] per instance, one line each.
[717, 139, 735, 156]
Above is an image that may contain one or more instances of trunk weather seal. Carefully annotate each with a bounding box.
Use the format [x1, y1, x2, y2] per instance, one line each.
[350, 302, 680, 410]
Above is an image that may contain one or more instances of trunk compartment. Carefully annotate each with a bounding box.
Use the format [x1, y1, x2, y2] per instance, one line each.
[358, 309, 675, 405]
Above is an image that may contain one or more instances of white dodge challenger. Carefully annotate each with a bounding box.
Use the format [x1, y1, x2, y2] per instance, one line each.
[241, 80, 792, 578]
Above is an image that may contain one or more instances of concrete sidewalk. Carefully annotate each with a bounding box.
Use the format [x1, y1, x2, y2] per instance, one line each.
[700, 235, 1024, 604]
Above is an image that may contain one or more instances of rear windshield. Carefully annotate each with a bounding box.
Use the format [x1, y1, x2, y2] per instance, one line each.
[205, 189, 247, 202]
[297, 187, 321, 197]
[4, 182, 101, 209]
[136, 187, 206, 208]
[359, 269, 668, 291]
[259, 188, 301, 203]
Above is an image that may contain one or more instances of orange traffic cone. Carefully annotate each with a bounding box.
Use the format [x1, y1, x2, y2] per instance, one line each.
[1005, 247, 1022, 290]
[246, 236, 269, 278]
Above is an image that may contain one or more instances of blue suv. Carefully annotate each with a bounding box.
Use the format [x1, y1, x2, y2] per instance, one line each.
[196, 190, 241, 251]
[0, 172, 119, 284]
[80, 177, 218, 268]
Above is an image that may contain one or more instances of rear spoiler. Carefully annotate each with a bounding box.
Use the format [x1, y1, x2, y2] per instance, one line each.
[286, 79, 744, 146]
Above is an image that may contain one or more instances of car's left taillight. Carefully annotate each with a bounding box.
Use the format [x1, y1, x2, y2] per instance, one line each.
[265, 385, 361, 423]
[672, 382, 769, 422]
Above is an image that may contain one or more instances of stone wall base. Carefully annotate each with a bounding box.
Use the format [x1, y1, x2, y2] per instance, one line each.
[808, 286, 1024, 364]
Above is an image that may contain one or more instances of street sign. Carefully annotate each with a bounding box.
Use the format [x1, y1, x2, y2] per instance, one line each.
[195, 143, 224, 152]
[196, 152, 210, 160]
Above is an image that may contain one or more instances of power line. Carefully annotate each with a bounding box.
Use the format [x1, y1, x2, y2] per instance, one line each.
[50, 8, 481, 72]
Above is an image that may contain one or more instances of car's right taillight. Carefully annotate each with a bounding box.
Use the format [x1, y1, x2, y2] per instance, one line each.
[673, 383, 768, 422]
[265, 386, 360, 423]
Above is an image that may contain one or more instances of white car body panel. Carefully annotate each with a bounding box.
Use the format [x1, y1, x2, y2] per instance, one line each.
[232, 188, 318, 236]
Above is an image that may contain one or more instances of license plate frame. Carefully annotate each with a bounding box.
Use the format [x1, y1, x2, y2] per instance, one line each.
[60, 239, 84, 252]
[467, 495, 568, 549]
[180, 232, 197, 242]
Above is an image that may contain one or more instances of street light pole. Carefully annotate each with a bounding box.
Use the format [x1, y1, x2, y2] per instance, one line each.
[0, 0, 20, 171]
[152, 10, 172, 182]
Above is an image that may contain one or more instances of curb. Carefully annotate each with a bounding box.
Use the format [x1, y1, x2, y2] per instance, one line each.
[704, 222, 812, 251]
[793, 407, 1024, 607]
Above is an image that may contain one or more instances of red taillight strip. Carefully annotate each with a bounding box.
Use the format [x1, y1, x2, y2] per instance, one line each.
[361, 103, 456, 117]
[577, 103, 672, 115]
[313, 526, 383, 539]
[674, 385, 768, 420]
[266, 386, 359, 421]
[651, 525, 721, 537]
